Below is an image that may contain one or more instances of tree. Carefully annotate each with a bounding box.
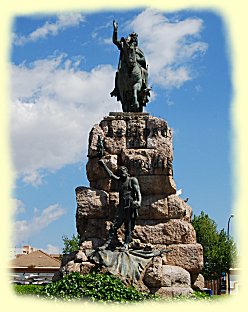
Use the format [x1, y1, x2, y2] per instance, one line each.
[62, 234, 80, 254]
[192, 211, 237, 280]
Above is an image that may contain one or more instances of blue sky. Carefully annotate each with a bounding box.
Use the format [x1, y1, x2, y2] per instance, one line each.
[10, 8, 234, 254]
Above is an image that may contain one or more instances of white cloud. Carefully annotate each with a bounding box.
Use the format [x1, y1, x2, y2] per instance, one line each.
[103, 37, 112, 45]
[11, 198, 26, 215]
[129, 8, 207, 88]
[22, 171, 44, 186]
[13, 204, 66, 244]
[91, 20, 113, 44]
[13, 13, 85, 46]
[11, 53, 117, 184]
[43, 244, 62, 254]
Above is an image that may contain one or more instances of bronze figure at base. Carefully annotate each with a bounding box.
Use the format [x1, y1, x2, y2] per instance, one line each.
[98, 159, 141, 251]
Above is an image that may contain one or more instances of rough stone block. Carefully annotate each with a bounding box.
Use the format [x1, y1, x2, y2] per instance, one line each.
[144, 261, 191, 289]
[87, 124, 105, 158]
[145, 117, 173, 156]
[133, 219, 196, 245]
[86, 154, 118, 191]
[143, 256, 163, 287]
[139, 195, 169, 219]
[139, 194, 192, 221]
[74, 250, 88, 263]
[121, 148, 172, 176]
[150, 286, 193, 298]
[167, 194, 192, 222]
[80, 262, 96, 275]
[64, 261, 81, 274]
[164, 244, 204, 273]
[78, 218, 109, 242]
[138, 175, 176, 195]
[191, 273, 205, 291]
[162, 265, 191, 287]
[76, 187, 109, 218]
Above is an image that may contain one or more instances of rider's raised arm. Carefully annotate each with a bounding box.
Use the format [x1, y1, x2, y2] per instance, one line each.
[112, 20, 122, 49]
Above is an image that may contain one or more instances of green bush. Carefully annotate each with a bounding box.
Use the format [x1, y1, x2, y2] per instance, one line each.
[13, 284, 44, 296]
[13, 274, 215, 303]
[39, 272, 156, 303]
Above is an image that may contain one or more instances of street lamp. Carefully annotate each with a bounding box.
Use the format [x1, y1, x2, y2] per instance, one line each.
[227, 214, 234, 238]
[227, 214, 234, 295]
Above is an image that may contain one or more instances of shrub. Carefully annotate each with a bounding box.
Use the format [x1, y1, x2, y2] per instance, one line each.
[13, 274, 215, 303]
[39, 272, 156, 302]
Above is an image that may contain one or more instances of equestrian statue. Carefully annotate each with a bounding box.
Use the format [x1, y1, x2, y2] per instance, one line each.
[110, 20, 151, 112]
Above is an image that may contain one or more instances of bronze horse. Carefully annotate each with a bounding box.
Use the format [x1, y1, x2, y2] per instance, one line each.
[112, 37, 150, 112]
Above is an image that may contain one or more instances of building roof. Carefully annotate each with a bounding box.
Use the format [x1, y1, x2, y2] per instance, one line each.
[230, 268, 241, 272]
[10, 250, 61, 269]
[49, 254, 61, 261]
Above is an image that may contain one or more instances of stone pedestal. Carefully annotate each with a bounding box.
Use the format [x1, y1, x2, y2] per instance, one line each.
[63, 113, 204, 297]
[86, 112, 176, 195]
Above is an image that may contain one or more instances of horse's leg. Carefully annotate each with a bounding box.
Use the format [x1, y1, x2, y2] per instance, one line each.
[138, 80, 144, 112]
[119, 90, 125, 112]
[133, 83, 139, 109]
[117, 76, 127, 112]
[133, 81, 142, 111]
[121, 90, 128, 112]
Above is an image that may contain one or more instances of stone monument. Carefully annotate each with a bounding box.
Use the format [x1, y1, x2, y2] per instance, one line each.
[56, 21, 204, 298]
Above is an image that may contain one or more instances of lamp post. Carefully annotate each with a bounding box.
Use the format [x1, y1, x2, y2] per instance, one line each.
[227, 214, 234, 295]
[227, 214, 234, 239]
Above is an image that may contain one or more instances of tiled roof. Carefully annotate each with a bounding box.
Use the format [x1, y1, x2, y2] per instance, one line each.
[49, 254, 61, 260]
[10, 250, 61, 268]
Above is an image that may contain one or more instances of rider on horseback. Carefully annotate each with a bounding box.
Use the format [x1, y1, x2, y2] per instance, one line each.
[110, 20, 149, 109]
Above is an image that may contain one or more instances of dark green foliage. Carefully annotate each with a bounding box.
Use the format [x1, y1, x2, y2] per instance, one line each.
[62, 234, 80, 254]
[39, 272, 155, 302]
[192, 211, 237, 280]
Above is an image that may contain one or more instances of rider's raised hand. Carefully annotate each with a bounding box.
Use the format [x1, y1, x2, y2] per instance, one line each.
[113, 20, 118, 31]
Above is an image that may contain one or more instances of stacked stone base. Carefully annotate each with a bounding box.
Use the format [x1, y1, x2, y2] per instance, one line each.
[59, 113, 205, 298]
